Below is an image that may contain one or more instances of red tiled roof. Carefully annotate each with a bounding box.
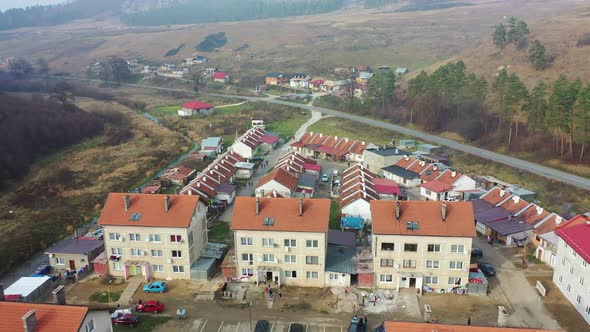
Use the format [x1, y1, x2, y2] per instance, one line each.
[182, 101, 214, 110]
[99, 193, 200, 228]
[421, 179, 453, 193]
[435, 169, 463, 185]
[534, 213, 565, 235]
[518, 204, 551, 226]
[261, 134, 280, 144]
[557, 222, 590, 265]
[310, 79, 325, 85]
[212, 72, 228, 79]
[420, 166, 444, 182]
[257, 168, 298, 191]
[231, 197, 330, 232]
[0, 302, 88, 332]
[290, 141, 305, 148]
[315, 145, 348, 156]
[406, 160, 432, 175]
[498, 195, 530, 214]
[372, 201, 476, 237]
[303, 163, 321, 172]
[395, 156, 417, 169]
[384, 321, 557, 332]
[481, 187, 512, 205]
[142, 185, 161, 194]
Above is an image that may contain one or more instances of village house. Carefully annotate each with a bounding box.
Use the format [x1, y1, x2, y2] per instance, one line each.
[372, 178, 402, 200]
[372, 200, 475, 293]
[362, 146, 413, 175]
[290, 132, 373, 162]
[274, 151, 317, 176]
[340, 164, 380, 224]
[181, 150, 244, 200]
[200, 137, 224, 157]
[295, 173, 317, 198]
[212, 72, 230, 83]
[232, 127, 266, 159]
[178, 101, 215, 116]
[234, 161, 256, 179]
[160, 165, 196, 186]
[45, 239, 104, 274]
[394, 67, 409, 76]
[289, 73, 310, 89]
[255, 168, 298, 198]
[265, 72, 288, 85]
[434, 169, 476, 198]
[420, 180, 453, 201]
[260, 133, 281, 152]
[356, 71, 373, 85]
[381, 165, 420, 188]
[230, 197, 330, 287]
[353, 84, 368, 98]
[215, 184, 237, 204]
[98, 193, 208, 280]
[309, 79, 325, 91]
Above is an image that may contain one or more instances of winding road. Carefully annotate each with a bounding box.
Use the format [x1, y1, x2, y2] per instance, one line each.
[55, 76, 590, 191]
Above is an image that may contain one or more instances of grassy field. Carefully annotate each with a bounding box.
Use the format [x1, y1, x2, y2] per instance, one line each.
[308, 117, 405, 145]
[152, 105, 180, 117]
[208, 222, 231, 243]
[89, 291, 121, 303]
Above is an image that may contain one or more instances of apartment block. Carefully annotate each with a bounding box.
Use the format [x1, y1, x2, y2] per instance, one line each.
[99, 193, 208, 280]
[371, 200, 475, 293]
[231, 197, 330, 287]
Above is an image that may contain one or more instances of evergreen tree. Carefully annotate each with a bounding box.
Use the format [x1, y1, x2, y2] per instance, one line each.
[524, 82, 548, 133]
[547, 75, 580, 157]
[492, 69, 510, 129]
[506, 17, 529, 49]
[503, 73, 528, 144]
[366, 71, 395, 107]
[528, 40, 547, 70]
[493, 23, 507, 48]
[574, 83, 590, 161]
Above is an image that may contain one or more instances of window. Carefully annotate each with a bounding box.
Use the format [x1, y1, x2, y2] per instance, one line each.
[451, 244, 464, 253]
[426, 260, 440, 269]
[381, 243, 395, 251]
[448, 277, 462, 285]
[55, 257, 65, 265]
[329, 273, 339, 280]
[584, 260, 588, 268]
[424, 189, 432, 196]
[172, 250, 182, 258]
[567, 284, 572, 293]
[113, 262, 123, 271]
[403, 260, 416, 268]
[570, 266, 574, 275]
[149, 234, 161, 242]
[152, 264, 164, 272]
[380, 274, 393, 283]
[284, 255, 296, 264]
[577, 294, 582, 304]
[241, 268, 254, 276]
[306, 240, 319, 248]
[109, 233, 121, 241]
[380, 259, 394, 267]
[284, 239, 296, 247]
[263, 254, 275, 262]
[84, 319, 95, 332]
[172, 265, 185, 273]
[170, 235, 182, 243]
[129, 233, 141, 241]
[559, 275, 563, 283]
[130, 249, 143, 256]
[241, 237, 253, 246]
[242, 253, 253, 262]
[562, 257, 566, 266]
[404, 243, 418, 252]
[449, 261, 463, 270]
[306, 256, 319, 265]
[565, 242, 569, 249]
[262, 238, 275, 247]
[572, 249, 577, 257]
[285, 271, 297, 278]
[306, 271, 319, 279]
[586, 305, 590, 315]
[151, 249, 163, 257]
[427, 244, 441, 252]
[424, 276, 438, 284]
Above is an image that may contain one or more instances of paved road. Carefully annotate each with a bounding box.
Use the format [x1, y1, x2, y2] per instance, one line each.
[54, 76, 590, 191]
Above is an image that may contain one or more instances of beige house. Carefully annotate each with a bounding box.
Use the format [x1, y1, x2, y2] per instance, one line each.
[371, 200, 475, 293]
[45, 239, 104, 273]
[231, 197, 330, 287]
[98, 193, 208, 280]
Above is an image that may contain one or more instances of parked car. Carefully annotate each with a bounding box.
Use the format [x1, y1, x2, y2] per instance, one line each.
[255, 320, 270, 332]
[321, 174, 329, 182]
[478, 262, 496, 276]
[289, 323, 305, 332]
[112, 313, 139, 327]
[143, 281, 168, 293]
[348, 315, 367, 332]
[471, 248, 483, 258]
[137, 300, 165, 313]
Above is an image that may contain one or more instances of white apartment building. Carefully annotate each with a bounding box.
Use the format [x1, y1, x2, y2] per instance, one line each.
[231, 197, 331, 287]
[371, 200, 475, 293]
[99, 193, 208, 280]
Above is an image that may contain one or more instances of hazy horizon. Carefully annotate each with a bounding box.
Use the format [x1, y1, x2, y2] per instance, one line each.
[0, 0, 66, 11]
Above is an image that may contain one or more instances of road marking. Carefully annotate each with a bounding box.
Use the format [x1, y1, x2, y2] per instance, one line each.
[218, 321, 225, 332]
[236, 321, 241, 332]
[288, 323, 292, 332]
[306, 324, 309, 332]
[324, 326, 326, 332]
[200, 319, 208, 332]
[271, 321, 275, 332]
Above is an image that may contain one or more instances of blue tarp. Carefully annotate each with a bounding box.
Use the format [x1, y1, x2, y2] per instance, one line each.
[342, 216, 364, 230]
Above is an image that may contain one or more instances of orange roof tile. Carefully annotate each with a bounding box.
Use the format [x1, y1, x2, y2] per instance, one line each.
[420, 166, 444, 182]
[0, 302, 88, 332]
[498, 195, 530, 214]
[231, 197, 330, 232]
[384, 321, 557, 332]
[99, 193, 199, 228]
[395, 156, 417, 169]
[534, 213, 565, 235]
[435, 169, 463, 185]
[421, 179, 453, 193]
[517, 204, 551, 226]
[481, 187, 512, 205]
[406, 160, 432, 175]
[257, 168, 298, 191]
[371, 200, 475, 237]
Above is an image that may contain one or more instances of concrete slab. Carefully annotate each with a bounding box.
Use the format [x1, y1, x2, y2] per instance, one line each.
[190, 319, 206, 332]
[220, 321, 241, 332]
[271, 320, 291, 332]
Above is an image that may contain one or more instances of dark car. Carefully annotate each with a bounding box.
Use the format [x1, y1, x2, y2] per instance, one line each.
[348, 315, 367, 332]
[112, 313, 139, 327]
[478, 262, 496, 276]
[255, 320, 270, 332]
[289, 323, 305, 332]
[471, 248, 483, 258]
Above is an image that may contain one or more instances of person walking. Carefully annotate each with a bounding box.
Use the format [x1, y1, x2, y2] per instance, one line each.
[467, 317, 471, 325]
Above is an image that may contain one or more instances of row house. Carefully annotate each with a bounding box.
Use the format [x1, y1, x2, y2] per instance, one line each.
[231, 197, 331, 287]
[420, 169, 476, 201]
[99, 193, 208, 280]
[371, 200, 475, 293]
[159, 165, 196, 186]
[362, 146, 414, 175]
[255, 168, 298, 198]
[232, 127, 266, 159]
[340, 164, 380, 224]
[290, 132, 374, 162]
[274, 151, 317, 176]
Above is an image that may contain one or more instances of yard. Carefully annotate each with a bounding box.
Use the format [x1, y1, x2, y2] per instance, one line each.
[307, 118, 404, 145]
[208, 222, 231, 243]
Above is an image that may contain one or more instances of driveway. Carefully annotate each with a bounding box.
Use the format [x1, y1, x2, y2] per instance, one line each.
[473, 237, 561, 330]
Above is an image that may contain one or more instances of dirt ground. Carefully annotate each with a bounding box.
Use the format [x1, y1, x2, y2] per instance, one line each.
[418, 292, 507, 327]
[526, 276, 590, 332]
[63, 275, 128, 305]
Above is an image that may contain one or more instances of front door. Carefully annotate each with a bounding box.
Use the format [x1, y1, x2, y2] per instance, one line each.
[69, 260, 76, 270]
[409, 278, 416, 288]
[266, 271, 273, 282]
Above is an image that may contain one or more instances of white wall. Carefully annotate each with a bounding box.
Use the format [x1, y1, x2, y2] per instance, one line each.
[325, 272, 351, 287]
[255, 181, 291, 198]
[449, 175, 476, 197]
[233, 142, 254, 159]
[420, 187, 444, 201]
[79, 311, 113, 332]
[342, 199, 372, 223]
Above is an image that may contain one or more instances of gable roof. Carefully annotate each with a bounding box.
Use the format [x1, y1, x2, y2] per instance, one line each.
[231, 197, 330, 233]
[557, 222, 590, 265]
[45, 239, 104, 255]
[0, 302, 88, 332]
[372, 178, 401, 196]
[201, 137, 222, 148]
[394, 156, 418, 169]
[435, 169, 463, 185]
[384, 321, 557, 332]
[257, 168, 298, 191]
[497, 195, 530, 214]
[182, 101, 214, 110]
[212, 72, 228, 79]
[406, 160, 433, 175]
[99, 193, 199, 228]
[421, 179, 453, 193]
[382, 165, 420, 179]
[481, 187, 513, 205]
[371, 200, 475, 237]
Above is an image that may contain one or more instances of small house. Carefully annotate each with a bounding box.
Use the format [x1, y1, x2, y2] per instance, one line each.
[178, 101, 215, 116]
[4, 276, 53, 302]
[260, 134, 281, 152]
[372, 178, 402, 200]
[395, 67, 409, 76]
[92, 251, 108, 276]
[160, 165, 196, 186]
[381, 165, 421, 188]
[200, 137, 224, 157]
[45, 239, 104, 274]
[416, 144, 442, 154]
[362, 146, 413, 175]
[142, 185, 161, 194]
[356, 72, 373, 84]
[309, 79, 325, 91]
[303, 163, 321, 178]
[212, 72, 229, 83]
[420, 180, 453, 201]
[255, 168, 298, 198]
[215, 184, 236, 204]
[234, 161, 256, 179]
[296, 173, 317, 198]
[265, 72, 288, 85]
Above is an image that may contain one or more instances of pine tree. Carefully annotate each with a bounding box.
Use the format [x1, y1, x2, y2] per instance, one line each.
[548, 75, 579, 158]
[524, 82, 548, 133]
[492, 69, 510, 129]
[528, 40, 547, 70]
[574, 83, 590, 161]
[503, 73, 528, 145]
[493, 24, 507, 48]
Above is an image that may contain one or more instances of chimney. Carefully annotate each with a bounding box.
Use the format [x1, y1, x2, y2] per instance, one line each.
[123, 195, 130, 211]
[164, 195, 170, 212]
[299, 199, 304, 216]
[396, 201, 401, 220]
[22, 310, 37, 332]
[441, 202, 447, 221]
[261, 189, 265, 197]
[0, 283, 4, 301]
[52, 285, 66, 305]
[256, 197, 260, 215]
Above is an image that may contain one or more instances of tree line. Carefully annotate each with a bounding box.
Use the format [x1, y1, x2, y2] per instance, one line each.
[493, 17, 549, 71]
[407, 61, 590, 162]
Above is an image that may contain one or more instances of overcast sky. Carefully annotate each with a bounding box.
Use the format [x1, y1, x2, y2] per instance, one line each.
[0, 0, 66, 11]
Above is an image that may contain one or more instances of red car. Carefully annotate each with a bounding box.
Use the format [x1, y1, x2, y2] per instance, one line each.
[112, 313, 139, 326]
[137, 300, 165, 313]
